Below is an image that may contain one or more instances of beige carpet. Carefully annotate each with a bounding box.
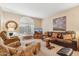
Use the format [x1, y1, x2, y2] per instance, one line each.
[36, 40, 79, 56]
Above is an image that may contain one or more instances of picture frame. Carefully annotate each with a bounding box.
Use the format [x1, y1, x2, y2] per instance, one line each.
[53, 16, 66, 31]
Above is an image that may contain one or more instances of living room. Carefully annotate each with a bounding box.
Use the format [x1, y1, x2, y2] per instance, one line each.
[0, 3, 79, 56]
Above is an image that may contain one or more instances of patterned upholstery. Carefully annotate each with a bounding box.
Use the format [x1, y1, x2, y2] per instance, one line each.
[13, 43, 40, 56]
[0, 31, 8, 41]
[0, 31, 21, 48]
[0, 31, 41, 56]
[0, 45, 10, 56]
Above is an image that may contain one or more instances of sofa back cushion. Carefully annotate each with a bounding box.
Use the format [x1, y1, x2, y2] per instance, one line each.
[63, 34, 72, 40]
[51, 32, 58, 39]
[0, 31, 8, 41]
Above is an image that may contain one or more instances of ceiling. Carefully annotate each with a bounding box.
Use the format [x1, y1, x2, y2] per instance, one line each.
[0, 3, 79, 18]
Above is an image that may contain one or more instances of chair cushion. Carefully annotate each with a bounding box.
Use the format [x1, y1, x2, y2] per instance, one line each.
[57, 48, 73, 56]
[0, 45, 10, 56]
[8, 47, 17, 55]
[7, 41, 21, 48]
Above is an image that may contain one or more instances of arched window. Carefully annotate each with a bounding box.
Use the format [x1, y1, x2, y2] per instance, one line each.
[19, 17, 34, 36]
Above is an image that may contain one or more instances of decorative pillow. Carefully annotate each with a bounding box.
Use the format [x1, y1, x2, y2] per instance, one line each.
[52, 33, 58, 38]
[63, 34, 72, 40]
[57, 33, 63, 39]
[0, 31, 8, 41]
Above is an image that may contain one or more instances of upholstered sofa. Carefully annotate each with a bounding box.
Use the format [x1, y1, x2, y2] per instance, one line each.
[44, 31, 77, 50]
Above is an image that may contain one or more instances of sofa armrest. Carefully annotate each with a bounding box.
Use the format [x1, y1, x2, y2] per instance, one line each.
[7, 41, 21, 48]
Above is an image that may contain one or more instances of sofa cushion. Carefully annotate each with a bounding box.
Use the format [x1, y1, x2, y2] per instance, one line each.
[0, 45, 10, 56]
[63, 34, 72, 40]
[7, 41, 21, 48]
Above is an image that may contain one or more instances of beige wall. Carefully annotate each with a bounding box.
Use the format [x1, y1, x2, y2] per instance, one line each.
[42, 6, 79, 33]
[1, 11, 21, 32]
[31, 17, 42, 28]
[0, 10, 42, 32]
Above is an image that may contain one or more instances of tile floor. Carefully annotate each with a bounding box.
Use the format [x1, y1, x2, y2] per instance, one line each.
[36, 40, 79, 56]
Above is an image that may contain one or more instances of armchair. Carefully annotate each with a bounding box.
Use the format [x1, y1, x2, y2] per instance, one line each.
[0, 31, 21, 48]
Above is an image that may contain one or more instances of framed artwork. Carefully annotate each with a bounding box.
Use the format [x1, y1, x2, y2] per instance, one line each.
[5, 20, 18, 30]
[53, 16, 66, 31]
